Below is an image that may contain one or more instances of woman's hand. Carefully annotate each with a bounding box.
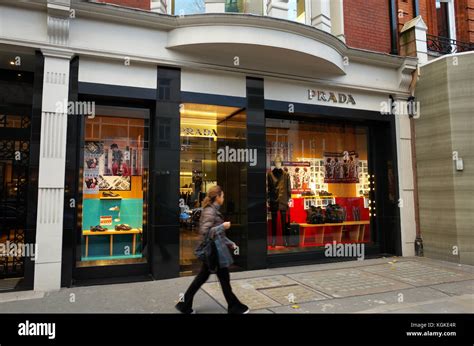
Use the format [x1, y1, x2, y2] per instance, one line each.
[223, 221, 231, 230]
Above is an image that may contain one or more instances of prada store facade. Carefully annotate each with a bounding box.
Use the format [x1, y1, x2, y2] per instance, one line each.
[61, 62, 406, 286]
[1, 2, 418, 290]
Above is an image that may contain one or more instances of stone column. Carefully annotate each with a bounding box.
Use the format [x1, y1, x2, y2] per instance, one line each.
[330, 0, 345, 42]
[34, 0, 72, 292]
[266, 0, 289, 19]
[311, 0, 331, 33]
[205, 0, 225, 13]
[395, 62, 419, 258]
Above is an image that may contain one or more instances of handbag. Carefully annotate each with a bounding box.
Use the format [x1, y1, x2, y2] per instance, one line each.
[194, 230, 218, 272]
[306, 205, 325, 224]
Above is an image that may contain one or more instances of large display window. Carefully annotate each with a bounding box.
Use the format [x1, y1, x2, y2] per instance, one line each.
[266, 119, 373, 254]
[78, 107, 149, 267]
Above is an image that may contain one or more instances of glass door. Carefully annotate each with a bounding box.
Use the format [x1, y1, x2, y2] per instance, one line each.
[179, 103, 247, 275]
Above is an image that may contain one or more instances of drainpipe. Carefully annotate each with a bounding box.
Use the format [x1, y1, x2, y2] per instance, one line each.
[413, 0, 420, 17]
[389, 0, 399, 55]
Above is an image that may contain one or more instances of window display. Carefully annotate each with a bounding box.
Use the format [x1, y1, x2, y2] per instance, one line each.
[79, 110, 149, 267]
[266, 119, 372, 254]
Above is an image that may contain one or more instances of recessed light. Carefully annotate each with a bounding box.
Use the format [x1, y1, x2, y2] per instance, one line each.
[17, 73, 22, 77]
[9, 61, 15, 65]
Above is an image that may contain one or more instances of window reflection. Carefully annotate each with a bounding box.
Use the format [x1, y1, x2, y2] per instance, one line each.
[225, 0, 263, 15]
[288, 0, 306, 23]
[172, 0, 205, 15]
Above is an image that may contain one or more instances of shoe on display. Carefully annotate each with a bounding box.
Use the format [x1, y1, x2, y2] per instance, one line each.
[102, 191, 120, 198]
[109, 206, 120, 211]
[175, 302, 195, 314]
[90, 225, 108, 232]
[228, 303, 250, 314]
[115, 224, 132, 231]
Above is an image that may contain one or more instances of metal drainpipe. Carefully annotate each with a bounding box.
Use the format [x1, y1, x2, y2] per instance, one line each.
[413, 0, 420, 17]
[389, 0, 399, 55]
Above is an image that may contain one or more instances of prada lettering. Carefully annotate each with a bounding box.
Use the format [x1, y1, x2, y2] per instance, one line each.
[181, 127, 217, 137]
[308, 89, 356, 105]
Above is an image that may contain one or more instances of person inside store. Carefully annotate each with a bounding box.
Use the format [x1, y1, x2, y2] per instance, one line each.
[175, 185, 250, 314]
[267, 155, 291, 247]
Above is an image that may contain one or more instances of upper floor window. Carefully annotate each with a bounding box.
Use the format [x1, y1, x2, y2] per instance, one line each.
[435, 0, 455, 40]
[171, 0, 205, 15]
[288, 0, 306, 24]
[225, 0, 264, 15]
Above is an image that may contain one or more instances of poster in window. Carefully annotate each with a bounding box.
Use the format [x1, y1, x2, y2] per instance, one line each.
[324, 151, 359, 184]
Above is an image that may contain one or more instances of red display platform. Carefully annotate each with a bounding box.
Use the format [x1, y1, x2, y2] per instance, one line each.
[267, 196, 370, 248]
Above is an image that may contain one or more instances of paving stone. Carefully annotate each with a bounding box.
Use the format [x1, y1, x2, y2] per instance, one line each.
[258, 284, 328, 305]
[233, 275, 300, 289]
[202, 282, 281, 310]
[361, 261, 474, 286]
[288, 268, 412, 298]
[268, 287, 451, 313]
[430, 280, 474, 296]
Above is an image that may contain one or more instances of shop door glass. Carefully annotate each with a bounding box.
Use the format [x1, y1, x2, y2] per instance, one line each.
[77, 107, 149, 267]
[179, 103, 246, 275]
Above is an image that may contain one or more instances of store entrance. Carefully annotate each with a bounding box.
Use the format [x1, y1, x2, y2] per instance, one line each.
[179, 103, 247, 275]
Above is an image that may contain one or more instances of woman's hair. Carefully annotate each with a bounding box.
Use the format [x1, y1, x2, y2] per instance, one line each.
[202, 185, 223, 208]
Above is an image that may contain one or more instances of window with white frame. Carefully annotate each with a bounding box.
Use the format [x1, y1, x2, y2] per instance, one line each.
[435, 0, 456, 40]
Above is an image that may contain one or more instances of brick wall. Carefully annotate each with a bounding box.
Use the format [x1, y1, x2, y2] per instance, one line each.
[343, 0, 392, 53]
[98, 0, 150, 10]
[456, 0, 474, 43]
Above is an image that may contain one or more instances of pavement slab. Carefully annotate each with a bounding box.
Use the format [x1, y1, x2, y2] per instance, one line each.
[288, 268, 412, 298]
[361, 261, 474, 286]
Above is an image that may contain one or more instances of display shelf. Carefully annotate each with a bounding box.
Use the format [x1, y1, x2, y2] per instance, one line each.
[82, 228, 143, 257]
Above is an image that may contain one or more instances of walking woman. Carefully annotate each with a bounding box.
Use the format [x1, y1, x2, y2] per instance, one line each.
[175, 185, 249, 314]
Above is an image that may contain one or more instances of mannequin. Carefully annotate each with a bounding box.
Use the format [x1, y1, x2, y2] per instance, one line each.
[267, 156, 291, 247]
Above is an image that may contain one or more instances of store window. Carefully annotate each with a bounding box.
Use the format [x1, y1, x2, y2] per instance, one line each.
[225, 0, 264, 15]
[171, 0, 205, 15]
[78, 107, 149, 267]
[288, 0, 306, 24]
[266, 119, 373, 254]
[179, 103, 247, 274]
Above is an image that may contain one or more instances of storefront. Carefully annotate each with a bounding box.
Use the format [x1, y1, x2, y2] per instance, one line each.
[58, 61, 406, 286]
[0, 0, 418, 290]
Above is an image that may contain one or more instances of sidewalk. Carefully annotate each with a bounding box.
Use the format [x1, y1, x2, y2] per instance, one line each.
[0, 257, 473, 313]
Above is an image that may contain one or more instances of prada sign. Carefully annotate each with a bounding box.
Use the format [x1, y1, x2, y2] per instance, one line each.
[308, 89, 356, 105]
